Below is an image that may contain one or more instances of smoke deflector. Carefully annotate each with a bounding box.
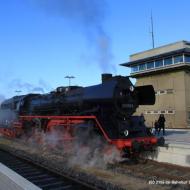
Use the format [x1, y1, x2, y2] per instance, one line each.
[135, 85, 155, 105]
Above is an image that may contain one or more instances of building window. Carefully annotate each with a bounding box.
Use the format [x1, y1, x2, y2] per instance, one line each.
[155, 59, 163, 67]
[166, 89, 173, 94]
[139, 63, 146, 71]
[156, 89, 173, 95]
[185, 55, 190, 63]
[160, 90, 167, 94]
[164, 57, 173, 66]
[167, 110, 175, 114]
[145, 110, 175, 114]
[146, 61, 154, 69]
[174, 55, 183, 64]
[131, 65, 139, 73]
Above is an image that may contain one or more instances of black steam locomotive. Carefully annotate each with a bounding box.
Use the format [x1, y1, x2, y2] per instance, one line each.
[0, 74, 163, 155]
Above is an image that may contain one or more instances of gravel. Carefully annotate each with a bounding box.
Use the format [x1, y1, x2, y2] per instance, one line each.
[0, 137, 185, 190]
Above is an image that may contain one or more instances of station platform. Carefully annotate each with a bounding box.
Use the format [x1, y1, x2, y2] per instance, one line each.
[151, 129, 190, 167]
[0, 163, 41, 190]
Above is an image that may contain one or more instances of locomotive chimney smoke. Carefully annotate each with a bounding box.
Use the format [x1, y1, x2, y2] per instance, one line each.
[9, 79, 33, 93]
[0, 94, 5, 105]
[32, 87, 44, 93]
[35, 0, 115, 73]
[38, 79, 53, 92]
[96, 31, 115, 72]
[8, 79, 51, 94]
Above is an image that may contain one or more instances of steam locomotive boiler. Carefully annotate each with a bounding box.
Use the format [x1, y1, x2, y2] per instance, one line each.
[0, 74, 164, 157]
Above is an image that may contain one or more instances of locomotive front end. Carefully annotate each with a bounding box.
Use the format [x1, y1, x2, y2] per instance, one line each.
[103, 74, 164, 157]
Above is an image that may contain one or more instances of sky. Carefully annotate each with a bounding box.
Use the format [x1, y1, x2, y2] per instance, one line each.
[0, 0, 190, 99]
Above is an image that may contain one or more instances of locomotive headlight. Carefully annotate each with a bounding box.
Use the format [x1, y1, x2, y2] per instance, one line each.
[129, 85, 134, 92]
[124, 129, 129, 137]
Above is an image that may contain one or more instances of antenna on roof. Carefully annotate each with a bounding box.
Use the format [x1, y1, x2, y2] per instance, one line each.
[150, 11, 155, 48]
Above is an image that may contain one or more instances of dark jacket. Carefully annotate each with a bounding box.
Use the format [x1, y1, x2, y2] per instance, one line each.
[154, 121, 159, 129]
[158, 115, 165, 127]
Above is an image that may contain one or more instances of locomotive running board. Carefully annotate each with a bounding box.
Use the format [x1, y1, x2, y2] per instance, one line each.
[19, 115, 112, 142]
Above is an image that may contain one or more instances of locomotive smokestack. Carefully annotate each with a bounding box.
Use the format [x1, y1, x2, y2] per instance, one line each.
[101, 73, 112, 83]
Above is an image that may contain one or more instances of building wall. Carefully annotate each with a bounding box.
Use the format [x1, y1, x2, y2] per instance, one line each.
[134, 70, 189, 128]
[185, 71, 190, 126]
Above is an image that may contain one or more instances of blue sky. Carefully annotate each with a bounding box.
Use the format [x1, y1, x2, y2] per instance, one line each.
[0, 0, 190, 99]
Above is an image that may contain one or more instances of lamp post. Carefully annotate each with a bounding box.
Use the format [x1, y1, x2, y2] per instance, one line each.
[65, 76, 75, 86]
[15, 90, 22, 96]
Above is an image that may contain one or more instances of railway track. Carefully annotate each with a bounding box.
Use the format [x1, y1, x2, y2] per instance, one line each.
[108, 159, 190, 186]
[0, 138, 189, 190]
[0, 149, 96, 190]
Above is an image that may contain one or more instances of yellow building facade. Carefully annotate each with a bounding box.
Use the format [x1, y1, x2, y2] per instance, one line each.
[122, 41, 190, 128]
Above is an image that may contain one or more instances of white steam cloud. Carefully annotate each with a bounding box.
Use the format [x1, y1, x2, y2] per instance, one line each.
[0, 94, 5, 104]
[8, 78, 52, 94]
[0, 109, 17, 127]
[21, 123, 122, 168]
[0, 94, 16, 128]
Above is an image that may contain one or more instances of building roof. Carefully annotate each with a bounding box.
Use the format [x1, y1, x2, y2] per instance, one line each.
[121, 40, 190, 67]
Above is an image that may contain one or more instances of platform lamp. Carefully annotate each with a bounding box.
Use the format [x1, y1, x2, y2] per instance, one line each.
[65, 76, 75, 87]
[15, 90, 22, 96]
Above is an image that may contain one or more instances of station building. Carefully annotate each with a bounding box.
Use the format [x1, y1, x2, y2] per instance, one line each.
[121, 41, 190, 128]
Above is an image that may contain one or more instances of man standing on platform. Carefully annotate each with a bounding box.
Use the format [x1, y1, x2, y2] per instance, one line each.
[158, 114, 166, 136]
